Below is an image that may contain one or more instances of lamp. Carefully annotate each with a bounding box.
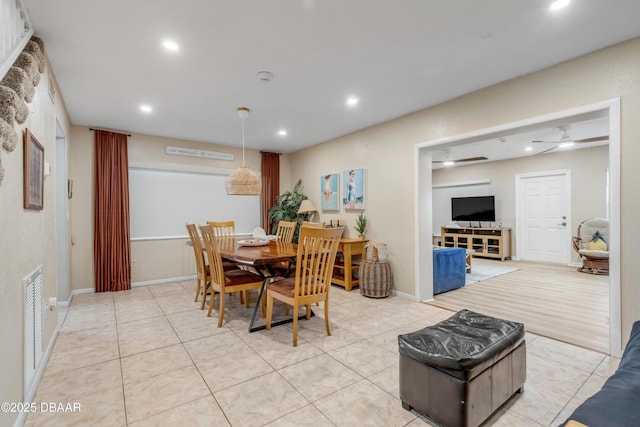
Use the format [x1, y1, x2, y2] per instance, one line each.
[298, 200, 318, 221]
[225, 107, 261, 195]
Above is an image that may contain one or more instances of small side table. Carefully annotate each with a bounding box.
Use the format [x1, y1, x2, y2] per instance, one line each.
[360, 260, 392, 298]
[331, 238, 367, 291]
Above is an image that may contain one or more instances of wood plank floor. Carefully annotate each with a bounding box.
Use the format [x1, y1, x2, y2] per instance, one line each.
[428, 258, 610, 354]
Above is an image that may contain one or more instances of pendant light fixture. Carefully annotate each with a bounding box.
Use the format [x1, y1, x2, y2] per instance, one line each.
[225, 107, 261, 195]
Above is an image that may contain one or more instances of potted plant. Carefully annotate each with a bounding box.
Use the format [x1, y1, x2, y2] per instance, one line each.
[354, 212, 367, 239]
[268, 179, 307, 242]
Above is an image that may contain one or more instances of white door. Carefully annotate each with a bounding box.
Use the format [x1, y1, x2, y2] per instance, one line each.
[517, 171, 570, 263]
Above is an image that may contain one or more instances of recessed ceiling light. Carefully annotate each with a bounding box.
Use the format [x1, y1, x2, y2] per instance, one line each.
[550, 0, 570, 11]
[162, 40, 179, 52]
[525, 146, 533, 152]
[443, 161, 454, 167]
[140, 104, 152, 113]
[346, 97, 359, 107]
[278, 129, 287, 137]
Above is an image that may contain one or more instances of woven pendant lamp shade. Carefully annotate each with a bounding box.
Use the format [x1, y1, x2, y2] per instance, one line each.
[225, 166, 261, 195]
[225, 107, 261, 195]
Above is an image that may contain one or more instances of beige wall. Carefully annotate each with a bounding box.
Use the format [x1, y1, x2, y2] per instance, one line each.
[68, 129, 263, 288]
[432, 145, 609, 263]
[0, 60, 71, 426]
[288, 37, 640, 343]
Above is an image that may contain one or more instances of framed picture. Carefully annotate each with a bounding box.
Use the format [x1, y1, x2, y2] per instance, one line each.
[24, 129, 44, 210]
[342, 168, 365, 210]
[320, 173, 339, 211]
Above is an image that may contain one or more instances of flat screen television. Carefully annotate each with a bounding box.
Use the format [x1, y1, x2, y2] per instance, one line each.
[451, 196, 496, 222]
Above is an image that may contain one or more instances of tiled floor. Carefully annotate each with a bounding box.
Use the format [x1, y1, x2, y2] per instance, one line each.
[26, 280, 619, 426]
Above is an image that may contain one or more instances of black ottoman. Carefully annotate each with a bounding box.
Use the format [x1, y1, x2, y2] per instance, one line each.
[398, 310, 526, 427]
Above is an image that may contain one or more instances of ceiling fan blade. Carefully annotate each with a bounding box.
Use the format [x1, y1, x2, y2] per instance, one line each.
[575, 135, 609, 143]
[535, 146, 558, 155]
[531, 140, 560, 144]
[455, 156, 488, 162]
[432, 156, 488, 163]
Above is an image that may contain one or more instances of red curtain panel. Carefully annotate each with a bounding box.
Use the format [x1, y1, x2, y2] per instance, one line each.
[261, 151, 280, 234]
[93, 130, 131, 292]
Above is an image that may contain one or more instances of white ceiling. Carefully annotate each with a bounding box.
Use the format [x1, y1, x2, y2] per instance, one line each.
[23, 0, 640, 154]
[430, 113, 610, 169]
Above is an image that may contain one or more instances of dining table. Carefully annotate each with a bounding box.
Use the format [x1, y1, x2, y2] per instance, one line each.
[206, 237, 300, 332]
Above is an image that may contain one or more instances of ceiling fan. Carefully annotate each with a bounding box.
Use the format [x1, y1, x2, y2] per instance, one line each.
[531, 126, 608, 153]
[432, 149, 488, 165]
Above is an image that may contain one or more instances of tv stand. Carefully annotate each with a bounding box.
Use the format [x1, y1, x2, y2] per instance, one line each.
[441, 226, 511, 261]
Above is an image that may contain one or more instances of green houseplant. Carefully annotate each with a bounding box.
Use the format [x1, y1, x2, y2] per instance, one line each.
[268, 179, 307, 242]
[354, 212, 367, 239]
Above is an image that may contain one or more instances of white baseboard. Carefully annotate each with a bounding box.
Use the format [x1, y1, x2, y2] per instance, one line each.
[16, 324, 61, 427]
[67, 276, 197, 295]
[392, 289, 419, 301]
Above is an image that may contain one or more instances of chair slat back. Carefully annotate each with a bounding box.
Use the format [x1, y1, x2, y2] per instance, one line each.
[276, 220, 297, 243]
[207, 220, 235, 239]
[294, 227, 343, 298]
[186, 224, 206, 275]
[199, 225, 227, 286]
[302, 221, 326, 228]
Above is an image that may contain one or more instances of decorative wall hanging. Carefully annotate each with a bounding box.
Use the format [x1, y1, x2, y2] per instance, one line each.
[342, 168, 365, 210]
[23, 129, 44, 210]
[321, 173, 339, 211]
[0, 36, 46, 186]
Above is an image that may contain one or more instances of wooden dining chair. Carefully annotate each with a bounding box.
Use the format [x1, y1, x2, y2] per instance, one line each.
[186, 224, 210, 304]
[186, 224, 244, 309]
[302, 221, 326, 228]
[207, 220, 235, 238]
[207, 220, 243, 271]
[275, 220, 297, 243]
[266, 226, 344, 346]
[199, 225, 265, 327]
[268, 221, 299, 279]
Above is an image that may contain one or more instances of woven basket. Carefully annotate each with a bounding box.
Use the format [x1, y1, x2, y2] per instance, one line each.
[360, 260, 392, 298]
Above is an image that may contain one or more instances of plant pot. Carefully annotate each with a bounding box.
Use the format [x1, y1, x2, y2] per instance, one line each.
[358, 234, 366, 240]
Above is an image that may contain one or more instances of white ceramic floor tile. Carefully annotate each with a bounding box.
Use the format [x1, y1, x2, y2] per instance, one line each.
[278, 353, 362, 401]
[214, 372, 308, 427]
[29, 283, 619, 427]
[128, 396, 229, 427]
[314, 379, 416, 427]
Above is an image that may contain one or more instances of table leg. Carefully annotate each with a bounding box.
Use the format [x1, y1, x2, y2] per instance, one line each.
[344, 260, 352, 292]
[247, 276, 314, 333]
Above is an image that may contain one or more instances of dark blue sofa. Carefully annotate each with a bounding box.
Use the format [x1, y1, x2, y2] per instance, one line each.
[433, 247, 466, 295]
[561, 320, 640, 427]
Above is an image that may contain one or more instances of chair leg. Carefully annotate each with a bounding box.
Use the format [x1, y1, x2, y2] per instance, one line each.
[306, 304, 311, 320]
[206, 289, 216, 317]
[194, 277, 201, 302]
[324, 299, 331, 337]
[217, 292, 225, 328]
[266, 292, 273, 330]
[292, 305, 299, 347]
[200, 282, 209, 310]
[244, 290, 250, 308]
